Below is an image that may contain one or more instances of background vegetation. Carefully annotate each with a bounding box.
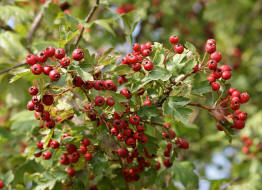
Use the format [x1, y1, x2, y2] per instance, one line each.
[0, 0, 261, 189]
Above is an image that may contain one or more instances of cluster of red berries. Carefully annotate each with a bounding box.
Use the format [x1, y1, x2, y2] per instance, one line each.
[169, 35, 184, 54]
[216, 87, 249, 131]
[26, 47, 84, 81]
[160, 123, 189, 168]
[241, 136, 261, 159]
[120, 42, 154, 72]
[204, 39, 232, 91]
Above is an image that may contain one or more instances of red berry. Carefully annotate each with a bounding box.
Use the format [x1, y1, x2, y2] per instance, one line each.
[132, 62, 141, 71]
[72, 49, 84, 61]
[79, 145, 87, 154]
[34, 152, 42, 157]
[34, 103, 44, 112]
[167, 142, 172, 150]
[238, 112, 247, 120]
[0, 181, 3, 189]
[216, 123, 223, 131]
[132, 43, 141, 52]
[93, 80, 105, 90]
[222, 71, 231, 80]
[239, 92, 249, 103]
[174, 44, 184, 54]
[164, 123, 171, 129]
[228, 88, 236, 95]
[169, 35, 179, 44]
[207, 60, 217, 70]
[125, 137, 136, 147]
[45, 119, 55, 129]
[213, 69, 222, 79]
[49, 70, 60, 81]
[207, 75, 216, 83]
[42, 94, 54, 106]
[106, 97, 115, 106]
[124, 128, 133, 137]
[129, 115, 140, 125]
[143, 60, 154, 71]
[205, 43, 216, 54]
[43, 65, 53, 75]
[104, 80, 115, 90]
[146, 42, 152, 49]
[127, 53, 137, 64]
[67, 144, 77, 154]
[164, 149, 170, 157]
[28, 86, 38, 95]
[120, 89, 132, 99]
[231, 96, 240, 105]
[142, 49, 151, 56]
[234, 120, 245, 129]
[211, 82, 220, 91]
[37, 141, 43, 149]
[27, 101, 35, 111]
[94, 96, 105, 106]
[85, 153, 92, 161]
[117, 133, 125, 141]
[175, 138, 189, 149]
[73, 76, 84, 87]
[163, 158, 172, 168]
[69, 152, 79, 163]
[206, 39, 216, 45]
[54, 48, 65, 59]
[231, 90, 240, 97]
[117, 148, 128, 158]
[26, 54, 37, 65]
[220, 64, 232, 72]
[231, 103, 240, 110]
[211, 51, 222, 62]
[43, 151, 52, 160]
[82, 138, 90, 146]
[111, 127, 119, 136]
[155, 161, 161, 170]
[50, 140, 60, 149]
[60, 57, 71, 67]
[66, 167, 75, 177]
[37, 51, 47, 63]
[143, 96, 152, 105]
[45, 46, 55, 57]
[31, 64, 43, 75]
[118, 75, 127, 85]
[84, 81, 93, 90]
[138, 135, 148, 144]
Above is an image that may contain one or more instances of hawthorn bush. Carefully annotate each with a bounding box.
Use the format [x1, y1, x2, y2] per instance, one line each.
[0, 0, 261, 190]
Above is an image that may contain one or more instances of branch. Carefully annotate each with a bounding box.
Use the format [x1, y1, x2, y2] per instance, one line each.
[0, 24, 15, 32]
[74, 0, 100, 46]
[0, 62, 26, 75]
[26, 0, 52, 43]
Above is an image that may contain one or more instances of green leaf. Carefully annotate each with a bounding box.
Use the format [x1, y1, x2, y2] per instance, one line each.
[0, 5, 30, 24]
[9, 69, 30, 83]
[4, 171, 14, 184]
[137, 105, 160, 119]
[172, 161, 199, 189]
[153, 50, 165, 66]
[44, 3, 61, 29]
[191, 80, 212, 95]
[112, 64, 132, 75]
[185, 41, 200, 58]
[114, 102, 126, 114]
[94, 19, 115, 35]
[148, 66, 171, 81]
[162, 96, 193, 124]
[76, 67, 93, 81]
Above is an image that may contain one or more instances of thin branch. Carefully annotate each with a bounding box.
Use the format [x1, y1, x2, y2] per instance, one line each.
[0, 62, 26, 75]
[0, 24, 15, 32]
[74, 0, 100, 46]
[26, 0, 52, 43]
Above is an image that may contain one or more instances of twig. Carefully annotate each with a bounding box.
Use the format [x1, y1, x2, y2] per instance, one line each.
[0, 62, 26, 75]
[26, 0, 52, 43]
[74, 0, 100, 46]
[220, 178, 240, 190]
